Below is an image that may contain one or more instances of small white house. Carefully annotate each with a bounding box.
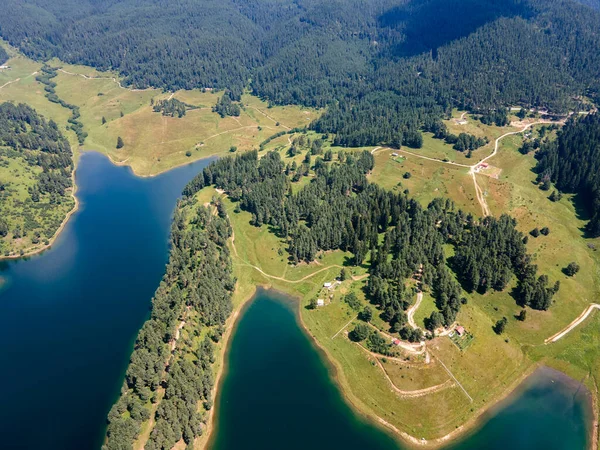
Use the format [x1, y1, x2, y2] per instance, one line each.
[323, 282, 333, 288]
[317, 299, 325, 307]
[391, 152, 399, 157]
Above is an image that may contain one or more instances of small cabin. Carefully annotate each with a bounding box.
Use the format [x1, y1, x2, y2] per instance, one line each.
[391, 152, 399, 157]
[323, 282, 333, 288]
[392, 338, 401, 346]
[317, 299, 325, 307]
[479, 162, 489, 169]
[456, 326, 465, 336]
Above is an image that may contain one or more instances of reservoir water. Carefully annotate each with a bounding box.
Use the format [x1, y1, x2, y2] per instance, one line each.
[0, 152, 593, 450]
[0, 152, 213, 450]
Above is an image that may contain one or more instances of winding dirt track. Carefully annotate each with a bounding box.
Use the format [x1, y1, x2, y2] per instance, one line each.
[356, 342, 455, 398]
[407, 291, 424, 330]
[545, 304, 600, 344]
[58, 68, 156, 92]
[230, 229, 342, 283]
[375, 120, 561, 217]
[0, 78, 20, 90]
[469, 120, 561, 216]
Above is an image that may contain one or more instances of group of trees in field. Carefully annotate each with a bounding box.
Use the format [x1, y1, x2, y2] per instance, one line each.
[212, 91, 241, 118]
[449, 214, 559, 310]
[105, 203, 234, 450]
[184, 149, 558, 339]
[1, 0, 600, 147]
[0, 102, 73, 199]
[451, 133, 488, 153]
[422, 119, 488, 155]
[152, 98, 192, 118]
[535, 114, 600, 237]
[35, 65, 87, 145]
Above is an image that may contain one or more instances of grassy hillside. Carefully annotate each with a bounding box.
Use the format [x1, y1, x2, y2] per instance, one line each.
[179, 121, 600, 447]
[52, 65, 318, 176]
[0, 44, 320, 255]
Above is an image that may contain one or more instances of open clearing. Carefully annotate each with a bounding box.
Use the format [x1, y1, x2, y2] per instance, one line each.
[54, 68, 319, 176]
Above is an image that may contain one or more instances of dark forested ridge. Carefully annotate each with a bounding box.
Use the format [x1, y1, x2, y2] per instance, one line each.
[535, 114, 600, 237]
[184, 150, 558, 339]
[1, 0, 599, 147]
[105, 202, 234, 450]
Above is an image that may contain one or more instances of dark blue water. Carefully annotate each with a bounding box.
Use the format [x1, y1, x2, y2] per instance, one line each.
[0, 152, 212, 450]
[210, 290, 593, 450]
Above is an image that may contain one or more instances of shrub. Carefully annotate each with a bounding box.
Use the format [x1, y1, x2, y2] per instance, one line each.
[564, 262, 580, 276]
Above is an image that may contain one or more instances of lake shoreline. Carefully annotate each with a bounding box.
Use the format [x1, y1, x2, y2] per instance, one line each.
[0, 149, 220, 262]
[199, 283, 272, 449]
[0, 164, 80, 262]
[105, 147, 229, 179]
[201, 279, 597, 450]
[293, 297, 596, 449]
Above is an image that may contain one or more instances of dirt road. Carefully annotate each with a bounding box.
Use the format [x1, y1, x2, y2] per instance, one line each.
[545, 303, 600, 344]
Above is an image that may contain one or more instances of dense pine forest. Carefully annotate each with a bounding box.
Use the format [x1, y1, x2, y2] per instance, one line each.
[105, 203, 234, 450]
[1, 0, 599, 146]
[184, 150, 559, 338]
[535, 114, 600, 237]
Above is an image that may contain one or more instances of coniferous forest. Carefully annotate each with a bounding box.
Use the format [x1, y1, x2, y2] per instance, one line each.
[0, 102, 73, 201]
[1, 0, 600, 146]
[105, 203, 234, 450]
[0, 46, 7, 65]
[184, 150, 559, 337]
[535, 113, 600, 237]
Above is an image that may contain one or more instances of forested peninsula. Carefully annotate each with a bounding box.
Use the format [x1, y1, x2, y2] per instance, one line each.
[105, 201, 234, 450]
[108, 143, 565, 447]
